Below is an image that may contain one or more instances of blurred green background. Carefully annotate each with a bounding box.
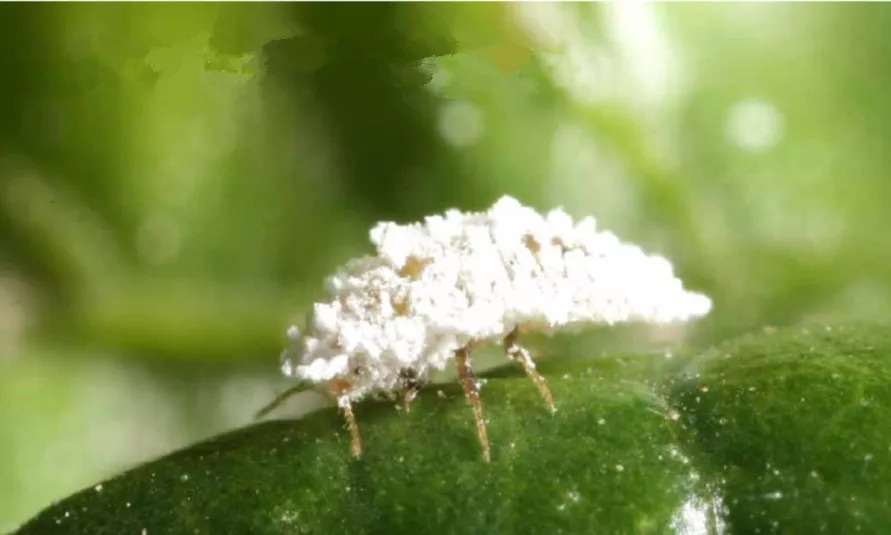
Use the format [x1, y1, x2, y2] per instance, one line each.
[2, 3, 891, 530]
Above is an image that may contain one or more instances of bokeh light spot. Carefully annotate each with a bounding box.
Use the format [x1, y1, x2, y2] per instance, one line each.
[437, 100, 484, 147]
[726, 98, 784, 153]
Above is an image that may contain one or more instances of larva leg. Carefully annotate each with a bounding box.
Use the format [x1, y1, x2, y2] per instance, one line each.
[399, 367, 423, 413]
[403, 388, 419, 413]
[254, 384, 306, 420]
[504, 327, 556, 413]
[455, 345, 490, 462]
[337, 395, 363, 457]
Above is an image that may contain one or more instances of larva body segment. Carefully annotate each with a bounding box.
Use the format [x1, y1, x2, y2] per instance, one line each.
[272, 196, 712, 460]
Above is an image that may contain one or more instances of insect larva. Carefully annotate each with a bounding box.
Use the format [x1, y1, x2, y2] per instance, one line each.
[258, 196, 711, 461]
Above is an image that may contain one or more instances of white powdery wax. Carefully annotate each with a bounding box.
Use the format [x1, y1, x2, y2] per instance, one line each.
[280, 195, 711, 402]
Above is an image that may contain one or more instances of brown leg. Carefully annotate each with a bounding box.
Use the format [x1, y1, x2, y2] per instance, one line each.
[504, 327, 556, 413]
[399, 368, 422, 413]
[403, 387, 419, 413]
[455, 345, 490, 462]
[337, 396, 363, 457]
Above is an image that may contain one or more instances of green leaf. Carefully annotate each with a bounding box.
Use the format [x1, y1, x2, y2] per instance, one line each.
[15, 324, 891, 534]
[669, 324, 891, 533]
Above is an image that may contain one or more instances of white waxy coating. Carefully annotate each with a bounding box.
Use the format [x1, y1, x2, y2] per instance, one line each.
[281, 196, 711, 401]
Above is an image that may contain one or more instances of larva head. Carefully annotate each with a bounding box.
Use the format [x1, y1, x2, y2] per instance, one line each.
[279, 326, 341, 398]
[278, 325, 304, 379]
[280, 325, 347, 382]
[280, 322, 386, 401]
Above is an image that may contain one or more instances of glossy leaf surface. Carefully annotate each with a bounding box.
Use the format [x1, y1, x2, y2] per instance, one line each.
[16, 324, 891, 534]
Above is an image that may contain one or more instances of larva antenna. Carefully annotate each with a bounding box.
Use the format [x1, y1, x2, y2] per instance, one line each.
[254, 381, 311, 420]
[255, 324, 310, 420]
